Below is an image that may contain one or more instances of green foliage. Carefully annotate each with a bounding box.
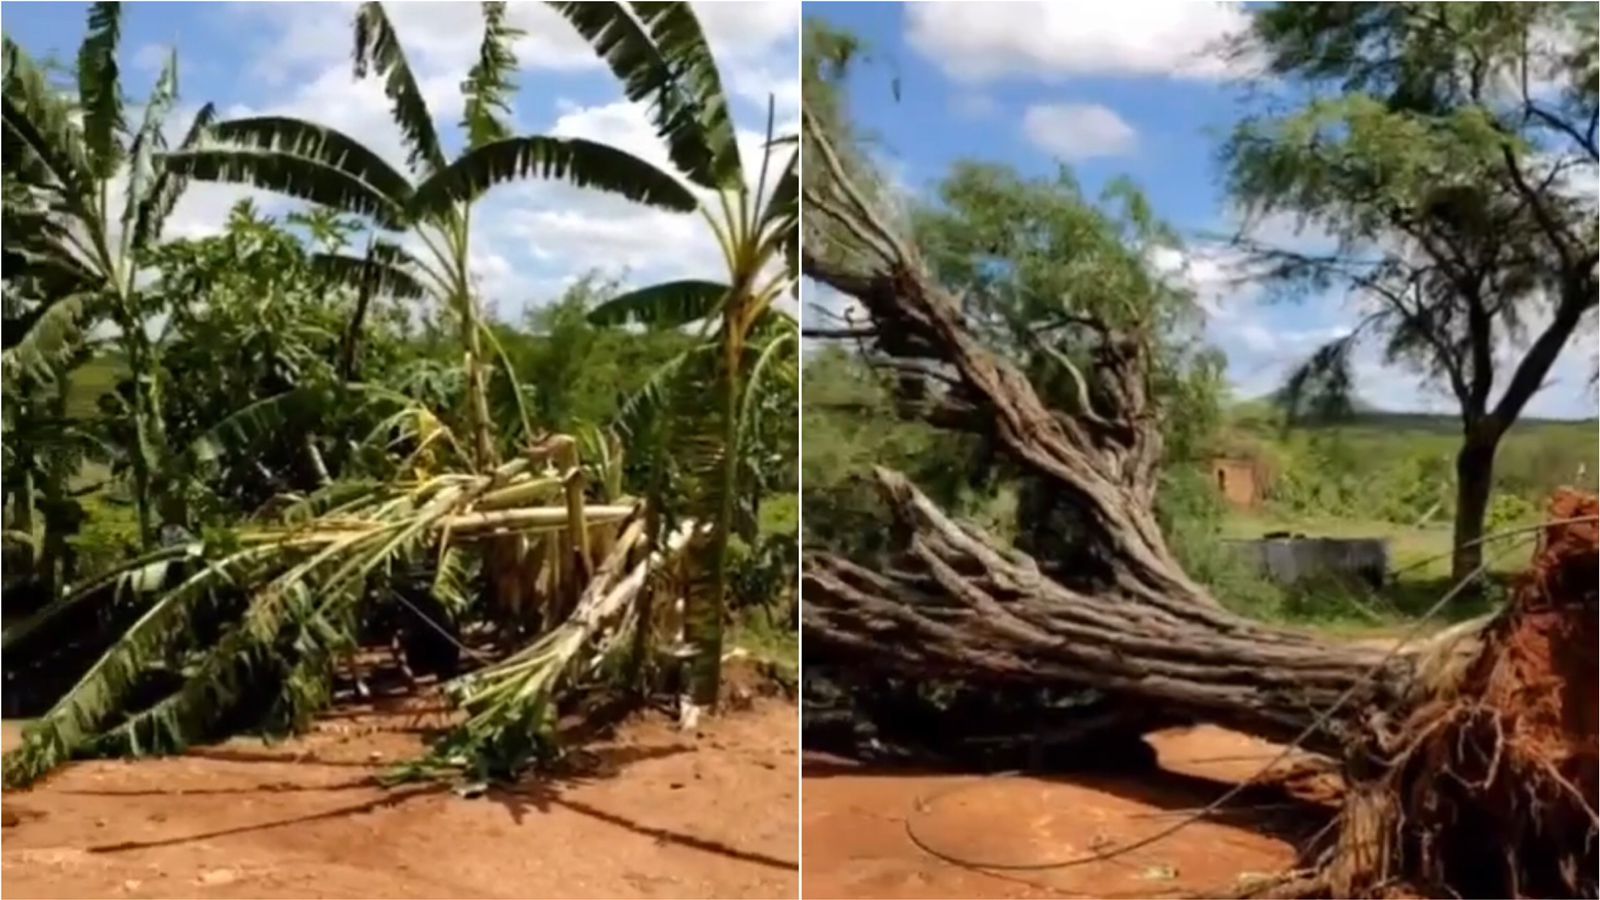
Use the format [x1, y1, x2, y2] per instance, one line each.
[494, 275, 697, 433]
[1225, 1, 1599, 579]
[1225, 406, 1596, 523]
[1487, 492, 1538, 532]
[551, 1, 743, 190]
[1, 0, 796, 792]
[801, 347, 987, 559]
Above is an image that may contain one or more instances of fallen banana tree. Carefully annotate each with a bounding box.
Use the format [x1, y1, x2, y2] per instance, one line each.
[1, 435, 696, 789]
[422, 517, 702, 780]
[800, 108, 1598, 898]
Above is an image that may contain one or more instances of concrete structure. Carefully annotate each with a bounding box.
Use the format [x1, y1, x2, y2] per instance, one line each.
[1232, 536, 1390, 589]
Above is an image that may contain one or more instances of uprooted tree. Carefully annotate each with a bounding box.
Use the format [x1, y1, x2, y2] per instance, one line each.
[799, 86, 1597, 896]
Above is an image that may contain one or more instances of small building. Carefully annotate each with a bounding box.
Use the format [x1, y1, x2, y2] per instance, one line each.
[1211, 457, 1260, 509]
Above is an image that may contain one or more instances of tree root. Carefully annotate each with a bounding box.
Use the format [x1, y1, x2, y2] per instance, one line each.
[1288, 491, 1599, 899]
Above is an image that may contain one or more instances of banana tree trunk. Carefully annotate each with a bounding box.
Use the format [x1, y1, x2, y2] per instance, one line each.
[461, 295, 497, 471]
[685, 334, 741, 713]
[116, 307, 158, 550]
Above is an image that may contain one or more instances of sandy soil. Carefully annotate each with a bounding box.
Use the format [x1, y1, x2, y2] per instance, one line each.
[1, 695, 799, 899]
[802, 725, 1336, 899]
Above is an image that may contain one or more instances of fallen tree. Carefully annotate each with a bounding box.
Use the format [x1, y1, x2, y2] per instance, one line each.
[799, 108, 1598, 897]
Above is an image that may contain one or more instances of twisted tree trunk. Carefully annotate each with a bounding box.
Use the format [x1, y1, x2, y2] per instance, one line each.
[799, 103, 1595, 900]
[798, 111, 1446, 755]
[803, 470, 1416, 756]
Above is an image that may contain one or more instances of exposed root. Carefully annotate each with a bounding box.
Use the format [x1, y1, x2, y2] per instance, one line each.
[1303, 491, 1599, 899]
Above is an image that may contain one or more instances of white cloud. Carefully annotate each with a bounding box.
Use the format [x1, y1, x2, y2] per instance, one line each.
[906, 1, 1252, 83]
[1021, 102, 1137, 161]
[179, 1, 794, 317]
[1150, 243, 1255, 321]
[239, 1, 602, 88]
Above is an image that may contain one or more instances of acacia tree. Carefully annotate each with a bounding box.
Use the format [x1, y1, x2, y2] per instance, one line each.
[164, 1, 698, 471]
[1223, 2, 1598, 585]
[556, 1, 799, 714]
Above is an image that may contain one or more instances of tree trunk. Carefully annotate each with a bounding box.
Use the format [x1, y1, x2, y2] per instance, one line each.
[461, 292, 497, 471]
[804, 469, 1422, 756]
[799, 110, 1594, 900]
[1451, 423, 1500, 588]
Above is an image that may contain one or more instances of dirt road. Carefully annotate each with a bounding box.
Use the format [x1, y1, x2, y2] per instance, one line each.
[802, 726, 1331, 899]
[2, 697, 798, 899]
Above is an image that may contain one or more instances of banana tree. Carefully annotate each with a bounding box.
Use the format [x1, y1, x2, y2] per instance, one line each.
[1, 4, 427, 548]
[555, 1, 800, 716]
[2, 6, 214, 548]
[163, 1, 699, 471]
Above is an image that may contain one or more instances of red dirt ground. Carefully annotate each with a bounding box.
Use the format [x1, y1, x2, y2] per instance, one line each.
[1, 696, 799, 899]
[802, 725, 1335, 899]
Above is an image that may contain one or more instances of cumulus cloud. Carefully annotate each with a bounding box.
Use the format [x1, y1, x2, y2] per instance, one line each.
[906, 1, 1253, 83]
[191, 1, 796, 315]
[1021, 102, 1137, 161]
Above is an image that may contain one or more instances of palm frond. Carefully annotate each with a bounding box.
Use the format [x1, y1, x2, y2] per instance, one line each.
[159, 149, 407, 229]
[2, 40, 92, 202]
[352, 2, 447, 176]
[309, 249, 428, 299]
[206, 117, 413, 205]
[738, 322, 796, 450]
[2, 539, 311, 786]
[628, 2, 743, 185]
[77, 1, 124, 178]
[551, 1, 740, 189]
[612, 343, 713, 439]
[191, 382, 423, 467]
[587, 278, 727, 328]
[2, 291, 95, 388]
[461, 2, 521, 150]
[120, 48, 178, 255]
[131, 102, 217, 252]
[409, 136, 698, 218]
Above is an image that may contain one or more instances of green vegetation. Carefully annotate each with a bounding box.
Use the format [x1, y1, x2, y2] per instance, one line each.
[799, 32, 1590, 637]
[1223, 2, 1598, 586]
[2, 1, 795, 788]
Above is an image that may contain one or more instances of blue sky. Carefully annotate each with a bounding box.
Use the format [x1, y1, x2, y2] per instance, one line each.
[3, 1, 798, 319]
[803, 2, 1597, 419]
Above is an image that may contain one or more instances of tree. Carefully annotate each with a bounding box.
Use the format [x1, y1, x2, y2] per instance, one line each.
[141, 201, 421, 519]
[162, 1, 697, 471]
[495, 275, 696, 433]
[800, 34, 1596, 892]
[560, 1, 799, 715]
[1222, 2, 1598, 585]
[3, 4, 217, 547]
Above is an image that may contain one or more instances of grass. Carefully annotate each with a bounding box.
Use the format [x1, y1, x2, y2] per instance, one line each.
[63, 352, 125, 420]
[729, 607, 798, 672]
[1218, 510, 1538, 579]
